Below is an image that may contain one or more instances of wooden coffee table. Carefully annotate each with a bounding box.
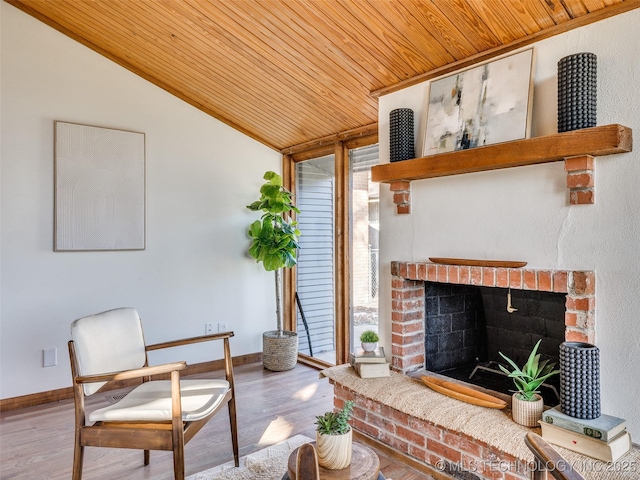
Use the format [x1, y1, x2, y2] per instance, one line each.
[285, 441, 382, 480]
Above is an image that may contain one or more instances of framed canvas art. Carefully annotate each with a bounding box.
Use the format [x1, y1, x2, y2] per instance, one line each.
[422, 48, 535, 157]
[54, 121, 146, 251]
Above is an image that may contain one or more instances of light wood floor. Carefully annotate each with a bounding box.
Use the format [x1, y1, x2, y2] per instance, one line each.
[0, 362, 432, 479]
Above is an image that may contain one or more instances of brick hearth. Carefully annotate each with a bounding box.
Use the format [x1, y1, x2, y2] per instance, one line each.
[390, 261, 595, 374]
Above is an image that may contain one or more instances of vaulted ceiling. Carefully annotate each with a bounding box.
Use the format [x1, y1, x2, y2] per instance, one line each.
[7, 0, 638, 152]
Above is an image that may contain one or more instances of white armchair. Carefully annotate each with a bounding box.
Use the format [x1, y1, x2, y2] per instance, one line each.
[68, 307, 239, 480]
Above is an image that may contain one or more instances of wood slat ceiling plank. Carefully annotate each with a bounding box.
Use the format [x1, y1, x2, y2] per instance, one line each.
[273, 0, 397, 91]
[430, 0, 502, 51]
[131, 1, 349, 145]
[189, 0, 374, 132]
[562, 0, 591, 17]
[11, 0, 637, 152]
[582, 0, 608, 11]
[16, 1, 292, 149]
[533, 0, 573, 23]
[466, 0, 530, 42]
[62, 1, 304, 144]
[215, 0, 377, 122]
[314, 0, 427, 83]
[493, 0, 546, 34]
[271, 0, 392, 89]
[20, 0, 362, 148]
[358, 0, 458, 68]
[520, 0, 562, 28]
[336, 0, 444, 78]
[155, 1, 343, 141]
[400, 1, 481, 60]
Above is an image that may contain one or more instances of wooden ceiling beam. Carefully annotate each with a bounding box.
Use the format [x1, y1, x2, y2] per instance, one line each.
[282, 123, 378, 157]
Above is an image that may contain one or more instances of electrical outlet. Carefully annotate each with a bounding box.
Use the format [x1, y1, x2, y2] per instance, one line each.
[43, 347, 57, 367]
[218, 322, 228, 333]
[205, 323, 215, 335]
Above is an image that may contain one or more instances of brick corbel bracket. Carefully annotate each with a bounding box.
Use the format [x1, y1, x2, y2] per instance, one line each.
[390, 181, 411, 214]
[565, 155, 595, 204]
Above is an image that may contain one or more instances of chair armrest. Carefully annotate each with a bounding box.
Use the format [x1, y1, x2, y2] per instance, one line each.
[146, 331, 234, 351]
[525, 432, 585, 480]
[75, 361, 187, 384]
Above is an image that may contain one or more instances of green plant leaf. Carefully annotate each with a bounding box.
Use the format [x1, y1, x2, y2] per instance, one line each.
[498, 340, 559, 399]
[263, 171, 282, 186]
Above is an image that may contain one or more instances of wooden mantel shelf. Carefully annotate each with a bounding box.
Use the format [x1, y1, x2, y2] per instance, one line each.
[372, 124, 632, 213]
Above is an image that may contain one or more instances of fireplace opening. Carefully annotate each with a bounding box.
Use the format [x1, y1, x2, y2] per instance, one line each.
[424, 282, 564, 404]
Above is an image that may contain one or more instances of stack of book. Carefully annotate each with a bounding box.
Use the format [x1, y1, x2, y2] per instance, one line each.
[349, 347, 390, 378]
[539, 405, 631, 462]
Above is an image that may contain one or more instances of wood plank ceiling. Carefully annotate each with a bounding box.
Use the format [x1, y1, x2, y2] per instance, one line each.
[7, 0, 638, 152]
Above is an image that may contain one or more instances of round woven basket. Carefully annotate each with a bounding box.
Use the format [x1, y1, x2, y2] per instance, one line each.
[263, 330, 298, 371]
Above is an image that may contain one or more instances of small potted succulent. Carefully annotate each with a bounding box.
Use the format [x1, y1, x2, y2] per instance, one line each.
[499, 339, 559, 427]
[314, 400, 354, 470]
[359, 330, 379, 352]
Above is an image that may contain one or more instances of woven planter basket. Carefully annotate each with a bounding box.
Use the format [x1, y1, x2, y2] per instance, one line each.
[263, 330, 298, 371]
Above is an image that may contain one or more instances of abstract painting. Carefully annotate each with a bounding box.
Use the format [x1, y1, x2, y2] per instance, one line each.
[422, 49, 534, 157]
[54, 121, 145, 251]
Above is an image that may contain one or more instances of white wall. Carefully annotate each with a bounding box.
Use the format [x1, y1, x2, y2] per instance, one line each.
[379, 10, 640, 436]
[0, 3, 281, 398]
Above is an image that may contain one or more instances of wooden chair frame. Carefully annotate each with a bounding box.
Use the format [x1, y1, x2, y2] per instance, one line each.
[68, 331, 239, 480]
[525, 432, 585, 480]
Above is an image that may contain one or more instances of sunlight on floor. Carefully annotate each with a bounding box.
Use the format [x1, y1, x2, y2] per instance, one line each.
[292, 382, 318, 401]
[257, 415, 293, 447]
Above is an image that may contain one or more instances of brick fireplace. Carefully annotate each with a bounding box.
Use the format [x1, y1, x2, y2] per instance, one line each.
[390, 261, 596, 375]
[324, 261, 599, 479]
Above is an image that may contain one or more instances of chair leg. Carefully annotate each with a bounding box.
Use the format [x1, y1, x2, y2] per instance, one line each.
[296, 443, 320, 480]
[171, 421, 185, 480]
[144, 449, 150, 466]
[228, 397, 239, 467]
[72, 436, 84, 480]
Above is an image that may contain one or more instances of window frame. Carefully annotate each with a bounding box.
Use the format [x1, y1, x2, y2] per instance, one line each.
[282, 127, 378, 369]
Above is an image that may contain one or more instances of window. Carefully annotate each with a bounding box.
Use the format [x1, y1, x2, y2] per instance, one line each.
[289, 140, 379, 366]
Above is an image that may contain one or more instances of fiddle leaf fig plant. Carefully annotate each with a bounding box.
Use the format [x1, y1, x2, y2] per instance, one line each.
[247, 171, 300, 334]
[247, 171, 300, 271]
[498, 339, 559, 401]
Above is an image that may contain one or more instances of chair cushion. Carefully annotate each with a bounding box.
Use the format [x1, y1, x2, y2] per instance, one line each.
[88, 379, 230, 423]
[71, 307, 147, 396]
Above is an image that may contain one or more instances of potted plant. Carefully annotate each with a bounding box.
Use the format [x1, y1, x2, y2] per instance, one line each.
[314, 400, 354, 470]
[359, 330, 379, 352]
[499, 339, 560, 427]
[247, 171, 301, 371]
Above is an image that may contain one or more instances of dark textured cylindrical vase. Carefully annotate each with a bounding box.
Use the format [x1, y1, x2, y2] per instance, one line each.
[557, 53, 597, 133]
[559, 342, 601, 419]
[390, 108, 414, 162]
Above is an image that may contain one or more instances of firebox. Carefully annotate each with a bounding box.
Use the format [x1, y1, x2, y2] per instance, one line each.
[390, 261, 596, 404]
[424, 282, 565, 403]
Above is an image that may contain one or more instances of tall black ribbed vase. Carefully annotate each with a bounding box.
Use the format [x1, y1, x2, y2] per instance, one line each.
[557, 52, 597, 133]
[390, 108, 414, 162]
[559, 342, 601, 419]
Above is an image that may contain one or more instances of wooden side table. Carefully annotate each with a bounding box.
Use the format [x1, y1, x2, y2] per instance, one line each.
[285, 441, 383, 480]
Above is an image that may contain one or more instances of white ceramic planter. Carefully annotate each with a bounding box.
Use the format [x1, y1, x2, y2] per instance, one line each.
[361, 341, 377, 352]
[512, 393, 544, 427]
[316, 427, 352, 470]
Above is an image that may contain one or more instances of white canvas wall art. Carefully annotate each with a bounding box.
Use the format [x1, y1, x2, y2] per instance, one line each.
[422, 49, 534, 156]
[54, 121, 145, 251]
